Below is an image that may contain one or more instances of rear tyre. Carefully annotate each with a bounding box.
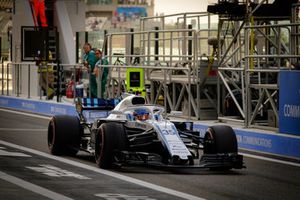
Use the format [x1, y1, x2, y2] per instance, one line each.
[48, 115, 81, 156]
[203, 125, 237, 154]
[95, 122, 127, 169]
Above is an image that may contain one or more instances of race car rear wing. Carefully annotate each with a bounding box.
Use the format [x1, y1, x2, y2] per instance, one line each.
[76, 98, 120, 113]
[76, 98, 121, 123]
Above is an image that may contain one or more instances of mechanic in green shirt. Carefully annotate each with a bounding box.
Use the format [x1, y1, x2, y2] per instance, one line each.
[83, 43, 98, 98]
[94, 49, 109, 98]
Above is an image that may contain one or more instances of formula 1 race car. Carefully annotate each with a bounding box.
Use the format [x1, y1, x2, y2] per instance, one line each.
[48, 94, 244, 170]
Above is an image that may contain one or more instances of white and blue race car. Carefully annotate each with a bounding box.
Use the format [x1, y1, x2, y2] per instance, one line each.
[48, 94, 244, 170]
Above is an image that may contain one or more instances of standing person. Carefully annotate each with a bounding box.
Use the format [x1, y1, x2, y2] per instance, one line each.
[83, 43, 97, 98]
[94, 49, 109, 98]
[29, 0, 48, 27]
[37, 50, 55, 99]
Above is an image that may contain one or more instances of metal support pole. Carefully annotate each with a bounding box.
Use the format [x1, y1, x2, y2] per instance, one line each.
[85, 31, 88, 43]
[147, 32, 151, 66]
[188, 24, 193, 61]
[188, 66, 191, 120]
[108, 35, 113, 98]
[245, 23, 251, 127]
[89, 65, 91, 98]
[277, 27, 281, 68]
[172, 82, 176, 110]
[170, 31, 173, 67]
[28, 64, 31, 98]
[130, 28, 134, 64]
[16, 64, 20, 97]
[217, 19, 223, 118]
[97, 64, 102, 99]
[46, 65, 49, 100]
[208, 13, 211, 55]
[163, 69, 167, 116]
[39, 65, 42, 100]
[1, 59, 4, 95]
[74, 66, 77, 102]
[6, 63, 9, 96]
[125, 30, 131, 66]
[76, 32, 79, 63]
[194, 31, 200, 120]
[154, 27, 159, 61]
[182, 14, 187, 62]
[150, 81, 154, 104]
[162, 17, 165, 63]
[171, 31, 176, 108]
[104, 30, 108, 56]
[56, 63, 60, 102]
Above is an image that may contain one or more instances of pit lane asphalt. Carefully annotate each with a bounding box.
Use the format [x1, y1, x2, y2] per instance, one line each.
[0, 109, 300, 200]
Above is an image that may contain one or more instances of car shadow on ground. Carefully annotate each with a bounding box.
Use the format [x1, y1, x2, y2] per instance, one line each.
[115, 165, 245, 176]
[74, 152, 245, 176]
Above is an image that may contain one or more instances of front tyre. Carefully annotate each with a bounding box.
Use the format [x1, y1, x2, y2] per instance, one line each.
[202, 125, 240, 170]
[48, 115, 81, 156]
[95, 122, 127, 169]
[203, 125, 237, 154]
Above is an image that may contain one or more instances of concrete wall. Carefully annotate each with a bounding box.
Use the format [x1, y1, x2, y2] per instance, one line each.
[12, 0, 35, 63]
[11, 0, 36, 96]
[54, 0, 85, 64]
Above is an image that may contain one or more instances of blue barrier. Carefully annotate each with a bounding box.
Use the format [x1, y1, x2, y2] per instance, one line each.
[1, 95, 300, 159]
[0, 96, 77, 116]
[279, 70, 300, 135]
[193, 123, 300, 159]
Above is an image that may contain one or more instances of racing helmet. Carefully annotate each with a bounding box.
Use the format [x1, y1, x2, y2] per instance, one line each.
[133, 109, 150, 121]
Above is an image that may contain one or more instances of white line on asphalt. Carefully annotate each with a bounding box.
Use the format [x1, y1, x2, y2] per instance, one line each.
[241, 153, 300, 167]
[0, 171, 73, 200]
[0, 108, 51, 120]
[0, 140, 206, 200]
[0, 128, 47, 132]
[0, 147, 31, 157]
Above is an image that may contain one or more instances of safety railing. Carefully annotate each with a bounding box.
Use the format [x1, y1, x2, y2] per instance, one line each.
[1, 60, 12, 96]
[0, 60, 195, 119]
[0, 62, 88, 102]
[104, 24, 219, 120]
[95, 63, 194, 119]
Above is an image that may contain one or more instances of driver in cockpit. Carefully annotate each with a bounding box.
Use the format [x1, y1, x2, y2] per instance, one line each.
[133, 109, 150, 121]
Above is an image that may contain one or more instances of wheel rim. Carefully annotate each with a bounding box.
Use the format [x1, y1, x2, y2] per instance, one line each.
[204, 128, 215, 154]
[95, 126, 104, 165]
[48, 119, 55, 151]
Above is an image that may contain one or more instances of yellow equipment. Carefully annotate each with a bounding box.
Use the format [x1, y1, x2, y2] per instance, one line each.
[126, 68, 146, 97]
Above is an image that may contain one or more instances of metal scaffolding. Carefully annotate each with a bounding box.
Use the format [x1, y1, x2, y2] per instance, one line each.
[104, 12, 219, 120]
[100, 1, 300, 130]
[214, 1, 300, 130]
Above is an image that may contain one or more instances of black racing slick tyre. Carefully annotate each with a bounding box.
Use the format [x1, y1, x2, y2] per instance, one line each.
[203, 125, 238, 154]
[48, 115, 81, 156]
[95, 122, 127, 169]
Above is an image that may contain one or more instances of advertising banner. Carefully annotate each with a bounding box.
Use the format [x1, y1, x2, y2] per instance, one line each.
[0, 96, 77, 116]
[279, 71, 300, 135]
[193, 123, 300, 159]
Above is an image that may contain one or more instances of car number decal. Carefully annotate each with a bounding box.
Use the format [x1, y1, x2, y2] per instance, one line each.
[151, 122, 191, 159]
